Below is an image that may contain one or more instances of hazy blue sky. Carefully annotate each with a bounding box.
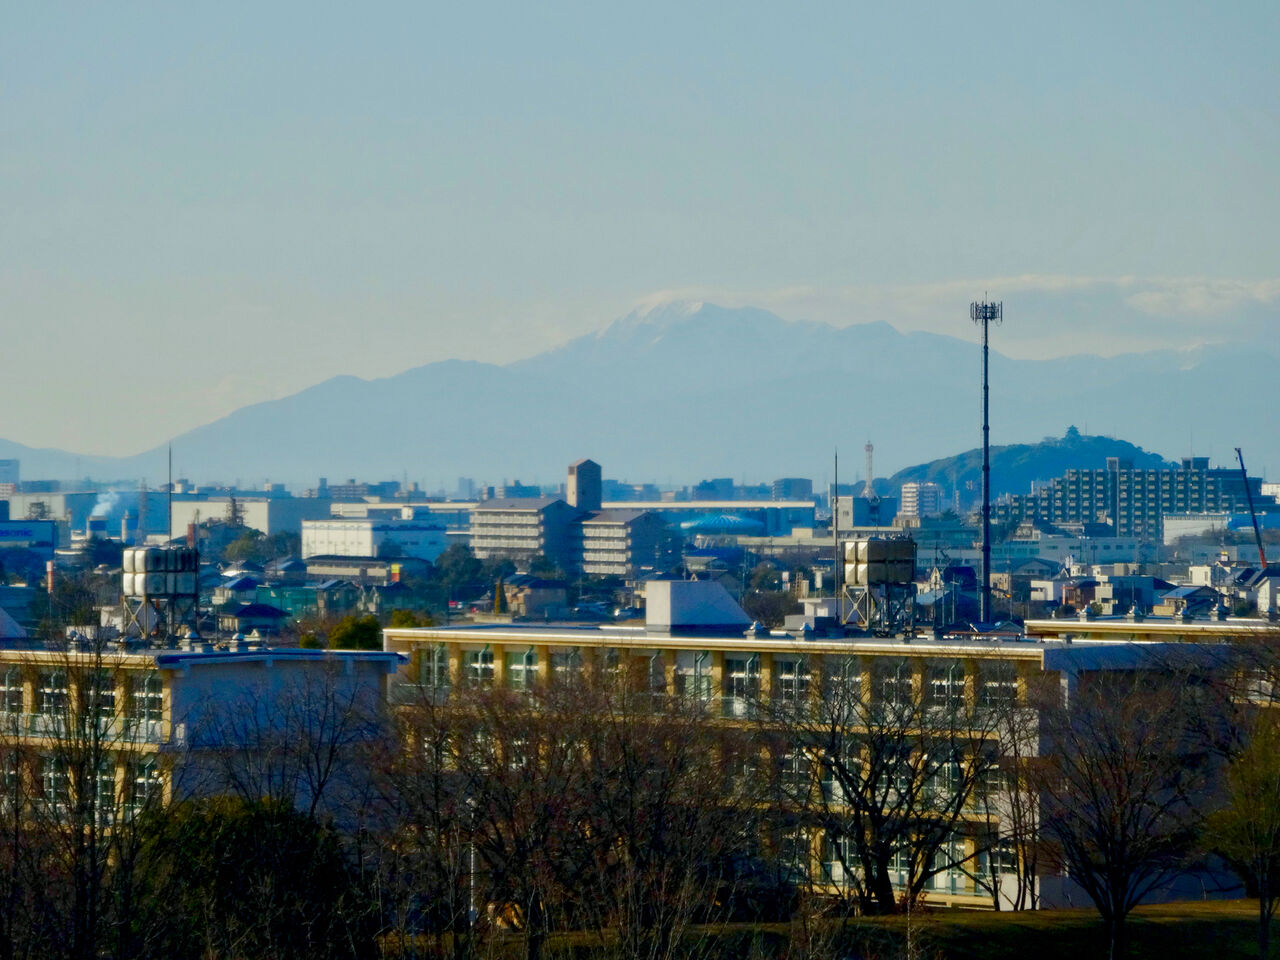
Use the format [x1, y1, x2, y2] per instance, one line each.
[4, 2, 1278, 454]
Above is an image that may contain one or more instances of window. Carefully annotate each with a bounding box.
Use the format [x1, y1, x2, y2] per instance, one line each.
[722, 655, 760, 718]
[925, 750, 963, 806]
[979, 661, 1019, 708]
[822, 655, 861, 718]
[37, 671, 68, 716]
[928, 838, 967, 893]
[505, 649, 538, 691]
[95, 760, 117, 824]
[129, 672, 163, 723]
[129, 756, 162, 816]
[875, 659, 913, 710]
[41, 755, 68, 812]
[674, 651, 712, 706]
[780, 827, 811, 880]
[0, 668, 21, 715]
[821, 738, 862, 806]
[418, 645, 450, 690]
[821, 832, 856, 885]
[85, 671, 115, 720]
[550, 648, 582, 686]
[778, 745, 811, 794]
[926, 661, 965, 711]
[464, 648, 494, 686]
[774, 657, 810, 715]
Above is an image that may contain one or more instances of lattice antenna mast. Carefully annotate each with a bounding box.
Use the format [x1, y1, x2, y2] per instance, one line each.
[970, 299, 1003, 623]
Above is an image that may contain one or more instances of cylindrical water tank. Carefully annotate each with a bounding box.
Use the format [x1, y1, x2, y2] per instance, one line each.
[122, 549, 136, 574]
[144, 573, 166, 595]
[176, 571, 196, 595]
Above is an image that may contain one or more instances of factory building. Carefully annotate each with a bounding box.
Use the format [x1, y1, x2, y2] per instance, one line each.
[301, 517, 448, 562]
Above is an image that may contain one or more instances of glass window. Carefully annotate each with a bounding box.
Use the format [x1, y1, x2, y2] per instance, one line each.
[979, 661, 1019, 708]
[41, 755, 68, 811]
[550, 648, 582, 686]
[86, 671, 115, 719]
[129, 756, 162, 815]
[505, 649, 538, 691]
[926, 661, 965, 711]
[464, 648, 494, 687]
[774, 657, 810, 715]
[722, 655, 760, 719]
[129, 672, 163, 722]
[418, 645, 450, 689]
[674, 651, 712, 706]
[822, 832, 855, 885]
[0, 668, 22, 715]
[95, 760, 116, 824]
[37, 671, 68, 716]
[780, 827, 810, 880]
[875, 659, 913, 709]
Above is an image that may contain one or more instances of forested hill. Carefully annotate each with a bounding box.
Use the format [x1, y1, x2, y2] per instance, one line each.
[885, 427, 1174, 500]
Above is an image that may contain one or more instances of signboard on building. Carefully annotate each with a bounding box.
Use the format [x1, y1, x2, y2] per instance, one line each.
[0, 520, 56, 559]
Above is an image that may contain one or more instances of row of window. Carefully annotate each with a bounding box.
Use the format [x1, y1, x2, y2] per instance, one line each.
[0, 668, 162, 721]
[414, 647, 1020, 711]
[3, 752, 162, 822]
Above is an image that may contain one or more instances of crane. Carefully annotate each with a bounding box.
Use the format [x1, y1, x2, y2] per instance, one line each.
[1235, 448, 1267, 569]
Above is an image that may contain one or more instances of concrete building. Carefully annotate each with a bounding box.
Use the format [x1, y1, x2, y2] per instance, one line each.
[567, 458, 602, 512]
[469, 497, 582, 573]
[578, 509, 669, 578]
[771, 478, 814, 501]
[899, 481, 944, 519]
[998, 458, 1259, 540]
[301, 517, 448, 562]
[384, 580, 1233, 911]
[0, 641, 403, 817]
[170, 496, 333, 539]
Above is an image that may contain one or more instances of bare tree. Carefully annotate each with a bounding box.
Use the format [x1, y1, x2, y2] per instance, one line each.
[765, 652, 1009, 915]
[569, 663, 773, 960]
[1034, 671, 1207, 960]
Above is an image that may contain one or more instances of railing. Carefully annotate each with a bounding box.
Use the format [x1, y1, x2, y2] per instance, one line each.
[16, 713, 176, 745]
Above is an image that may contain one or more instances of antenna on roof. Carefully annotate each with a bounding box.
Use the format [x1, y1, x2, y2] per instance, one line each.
[167, 444, 173, 543]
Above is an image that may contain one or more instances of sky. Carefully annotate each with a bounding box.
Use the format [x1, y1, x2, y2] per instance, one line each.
[3, 2, 1278, 455]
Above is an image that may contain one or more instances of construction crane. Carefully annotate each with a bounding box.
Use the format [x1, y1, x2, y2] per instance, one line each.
[1235, 448, 1268, 569]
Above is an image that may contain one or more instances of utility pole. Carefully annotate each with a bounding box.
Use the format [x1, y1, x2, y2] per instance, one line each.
[971, 299, 1002, 623]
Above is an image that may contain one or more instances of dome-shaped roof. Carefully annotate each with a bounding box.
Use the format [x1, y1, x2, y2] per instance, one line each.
[679, 513, 766, 535]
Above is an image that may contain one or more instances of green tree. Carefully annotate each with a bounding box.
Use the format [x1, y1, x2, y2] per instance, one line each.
[1207, 715, 1280, 958]
[386, 609, 434, 628]
[327, 615, 382, 651]
[132, 798, 376, 960]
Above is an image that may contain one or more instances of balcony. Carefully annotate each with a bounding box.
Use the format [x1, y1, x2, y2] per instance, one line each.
[18, 713, 176, 745]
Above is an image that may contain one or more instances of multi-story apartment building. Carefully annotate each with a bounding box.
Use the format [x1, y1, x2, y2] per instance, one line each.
[469, 497, 583, 572]
[996, 457, 1258, 539]
[899, 481, 944, 519]
[577, 509, 669, 578]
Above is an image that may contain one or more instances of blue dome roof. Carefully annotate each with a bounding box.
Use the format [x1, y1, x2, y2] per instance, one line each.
[680, 513, 766, 535]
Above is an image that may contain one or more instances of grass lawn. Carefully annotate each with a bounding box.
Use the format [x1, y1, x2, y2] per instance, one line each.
[393, 900, 1265, 959]
[875, 899, 1260, 960]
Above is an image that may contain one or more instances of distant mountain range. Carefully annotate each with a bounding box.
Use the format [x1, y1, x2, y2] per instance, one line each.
[1, 301, 1275, 488]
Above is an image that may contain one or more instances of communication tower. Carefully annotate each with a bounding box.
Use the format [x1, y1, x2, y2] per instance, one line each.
[970, 299, 1002, 622]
